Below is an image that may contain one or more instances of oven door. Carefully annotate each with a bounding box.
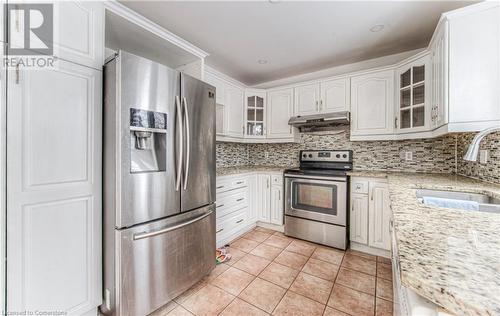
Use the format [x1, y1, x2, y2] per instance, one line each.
[285, 175, 347, 226]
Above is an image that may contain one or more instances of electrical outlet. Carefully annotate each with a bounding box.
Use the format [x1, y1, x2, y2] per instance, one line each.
[479, 150, 488, 164]
[405, 151, 413, 161]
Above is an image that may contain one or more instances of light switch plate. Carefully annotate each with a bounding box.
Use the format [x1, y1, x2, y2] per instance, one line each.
[479, 150, 488, 164]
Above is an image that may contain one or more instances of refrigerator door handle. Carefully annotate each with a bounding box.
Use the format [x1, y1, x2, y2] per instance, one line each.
[133, 210, 213, 240]
[182, 96, 191, 190]
[175, 95, 183, 191]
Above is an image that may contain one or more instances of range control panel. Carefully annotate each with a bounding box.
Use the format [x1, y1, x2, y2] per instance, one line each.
[300, 150, 352, 163]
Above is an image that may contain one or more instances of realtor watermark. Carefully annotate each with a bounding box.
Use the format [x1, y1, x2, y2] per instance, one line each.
[3, 2, 57, 70]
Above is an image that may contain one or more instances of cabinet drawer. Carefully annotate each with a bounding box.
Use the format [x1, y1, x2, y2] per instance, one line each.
[271, 174, 283, 185]
[216, 209, 247, 238]
[216, 177, 248, 193]
[351, 179, 369, 194]
[216, 188, 248, 218]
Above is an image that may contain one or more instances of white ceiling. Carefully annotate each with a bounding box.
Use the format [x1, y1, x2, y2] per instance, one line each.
[121, 1, 475, 86]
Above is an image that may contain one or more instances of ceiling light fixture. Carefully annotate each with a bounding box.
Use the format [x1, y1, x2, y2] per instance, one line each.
[370, 24, 385, 32]
[257, 59, 268, 64]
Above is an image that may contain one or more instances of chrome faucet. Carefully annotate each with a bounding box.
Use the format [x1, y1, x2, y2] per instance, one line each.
[463, 126, 500, 161]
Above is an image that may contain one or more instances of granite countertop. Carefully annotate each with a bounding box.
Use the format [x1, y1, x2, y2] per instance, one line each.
[382, 173, 500, 316]
[216, 165, 294, 177]
[347, 170, 389, 178]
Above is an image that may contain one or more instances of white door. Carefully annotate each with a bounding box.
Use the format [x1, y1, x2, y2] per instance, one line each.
[368, 182, 391, 250]
[247, 175, 258, 223]
[8, 1, 105, 69]
[430, 22, 448, 129]
[395, 55, 431, 133]
[270, 185, 283, 225]
[350, 70, 394, 136]
[350, 193, 368, 245]
[225, 85, 244, 138]
[267, 88, 294, 139]
[258, 175, 271, 222]
[0, 42, 6, 314]
[294, 83, 320, 116]
[245, 90, 266, 138]
[320, 78, 349, 113]
[6, 60, 102, 315]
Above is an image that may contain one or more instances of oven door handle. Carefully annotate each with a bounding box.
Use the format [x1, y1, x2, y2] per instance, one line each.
[284, 174, 347, 182]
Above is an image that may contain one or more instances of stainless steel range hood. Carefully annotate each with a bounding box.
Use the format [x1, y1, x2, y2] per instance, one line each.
[288, 111, 350, 132]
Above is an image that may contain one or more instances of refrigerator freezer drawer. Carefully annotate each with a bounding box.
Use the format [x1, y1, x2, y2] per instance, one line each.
[116, 205, 215, 316]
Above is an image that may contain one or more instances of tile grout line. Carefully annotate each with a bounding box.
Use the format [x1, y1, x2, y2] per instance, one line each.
[218, 230, 291, 315]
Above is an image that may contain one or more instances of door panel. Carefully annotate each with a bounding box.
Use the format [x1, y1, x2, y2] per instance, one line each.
[225, 85, 244, 137]
[267, 88, 294, 139]
[118, 206, 215, 316]
[258, 175, 270, 222]
[116, 52, 180, 227]
[7, 60, 102, 315]
[295, 83, 320, 116]
[368, 182, 391, 250]
[350, 70, 394, 136]
[181, 73, 216, 212]
[270, 185, 283, 225]
[320, 78, 349, 113]
[350, 194, 368, 244]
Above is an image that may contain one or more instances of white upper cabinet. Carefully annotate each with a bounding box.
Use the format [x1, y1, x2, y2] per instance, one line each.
[225, 84, 245, 138]
[245, 90, 266, 138]
[320, 77, 350, 113]
[54, 1, 104, 69]
[395, 54, 431, 133]
[447, 2, 500, 125]
[430, 21, 448, 130]
[204, 71, 226, 105]
[294, 83, 320, 116]
[267, 88, 294, 139]
[350, 69, 395, 137]
[295, 79, 349, 116]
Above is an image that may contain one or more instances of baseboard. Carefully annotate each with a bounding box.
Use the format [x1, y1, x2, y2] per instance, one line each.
[350, 241, 391, 258]
[216, 222, 256, 248]
[256, 222, 284, 232]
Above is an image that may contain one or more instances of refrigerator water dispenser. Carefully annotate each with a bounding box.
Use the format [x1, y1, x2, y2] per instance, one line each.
[129, 108, 167, 173]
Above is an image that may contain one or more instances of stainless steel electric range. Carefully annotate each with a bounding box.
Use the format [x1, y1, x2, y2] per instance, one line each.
[284, 150, 352, 250]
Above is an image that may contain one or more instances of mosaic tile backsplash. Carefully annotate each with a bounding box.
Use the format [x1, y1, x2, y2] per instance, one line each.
[456, 132, 500, 184]
[217, 131, 500, 184]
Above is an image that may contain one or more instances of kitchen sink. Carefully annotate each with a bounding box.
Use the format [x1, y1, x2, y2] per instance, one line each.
[416, 189, 500, 214]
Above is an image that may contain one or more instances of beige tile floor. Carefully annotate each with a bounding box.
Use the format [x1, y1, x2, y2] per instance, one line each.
[151, 227, 393, 316]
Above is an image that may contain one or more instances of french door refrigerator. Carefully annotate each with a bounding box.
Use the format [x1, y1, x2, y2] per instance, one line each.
[101, 51, 216, 316]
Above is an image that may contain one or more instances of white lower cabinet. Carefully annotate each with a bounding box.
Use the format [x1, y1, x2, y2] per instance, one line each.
[257, 174, 271, 222]
[270, 176, 284, 226]
[350, 177, 391, 254]
[368, 182, 392, 250]
[216, 172, 283, 246]
[350, 193, 368, 244]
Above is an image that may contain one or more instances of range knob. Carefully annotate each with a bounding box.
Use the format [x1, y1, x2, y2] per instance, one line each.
[343, 154, 347, 158]
[308, 154, 313, 158]
[336, 154, 340, 158]
[302, 154, 307, 158]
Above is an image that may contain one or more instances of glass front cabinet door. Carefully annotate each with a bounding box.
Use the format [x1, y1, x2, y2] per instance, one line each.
[245, 90, 266, 138]
[396, 55, 431, 133]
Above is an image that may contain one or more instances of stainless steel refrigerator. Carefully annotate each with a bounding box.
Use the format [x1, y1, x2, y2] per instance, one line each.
[101, 51, 216, 316]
